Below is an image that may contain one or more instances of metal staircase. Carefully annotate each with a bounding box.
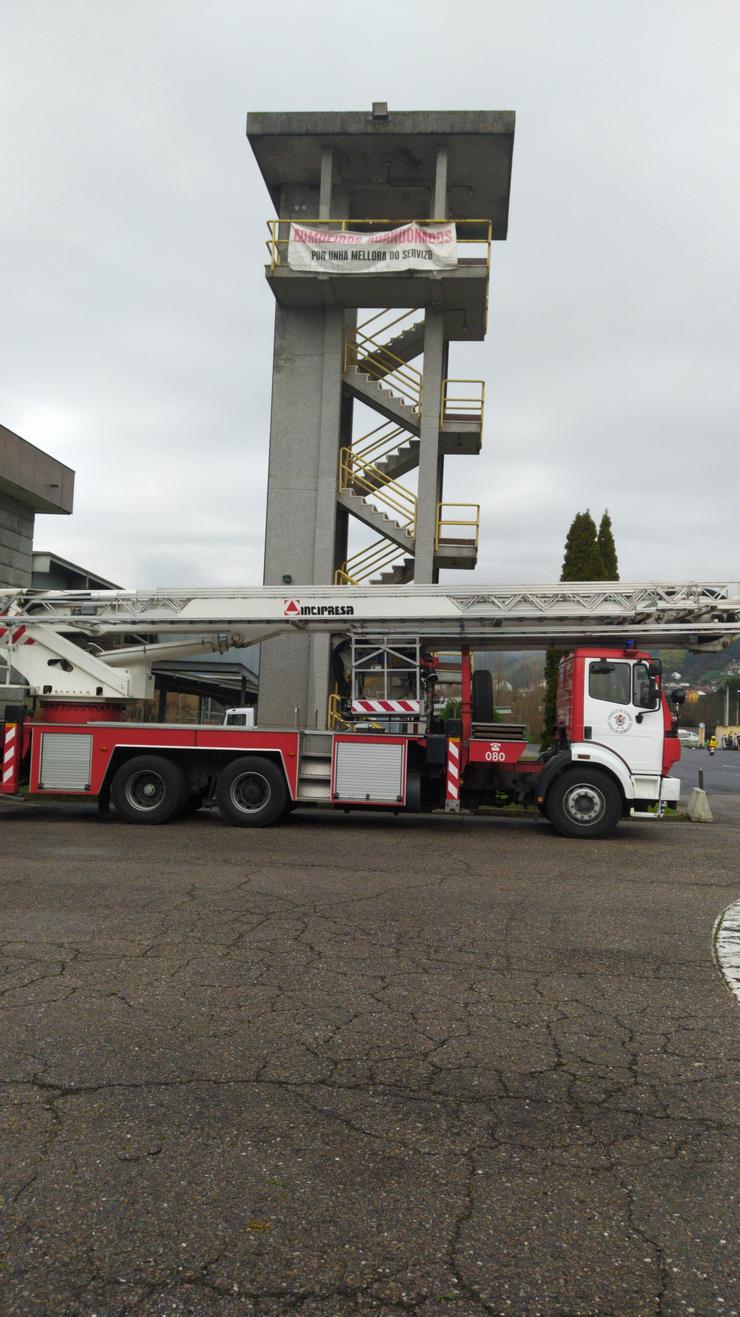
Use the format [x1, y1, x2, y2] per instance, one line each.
[337, 310, 483, 586]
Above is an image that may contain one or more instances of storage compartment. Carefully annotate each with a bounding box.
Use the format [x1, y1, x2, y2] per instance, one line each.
[39, 733, 93, 791]
[333, 739, 406, 804]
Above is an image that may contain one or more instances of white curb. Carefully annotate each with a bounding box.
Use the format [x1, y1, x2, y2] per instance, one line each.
[713, 899, 740, 1005]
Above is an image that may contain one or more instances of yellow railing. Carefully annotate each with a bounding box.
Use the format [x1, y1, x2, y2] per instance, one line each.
[328, 689, 352, 730]
[435, 502, 480, 549]
[441, 379, 485, 426]
[355, 307, 422, 343]
[335, 537, 410, 585]
[339, 448, 416, 534]
[352, 418, 409, 468]
[345, 329, 423, 411]
[265, 217, 493, 274]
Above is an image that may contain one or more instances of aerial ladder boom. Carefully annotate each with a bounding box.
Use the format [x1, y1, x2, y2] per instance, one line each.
[2, 581, 739, 702]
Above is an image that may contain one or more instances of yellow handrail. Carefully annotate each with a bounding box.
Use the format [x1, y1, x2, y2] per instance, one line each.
[352, 419, 408, 467]
[435, 502, 480, 549]
[335, 536, 409, 585]
[345, 330, 423, 410]
[440, 378, 486, 424]
[265, 217, 492, 274]
[328, 689, 352, 730]
[339, 448, 416, 533]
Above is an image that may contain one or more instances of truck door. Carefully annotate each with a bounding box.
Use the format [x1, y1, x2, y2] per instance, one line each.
[583, 658, 663, 777]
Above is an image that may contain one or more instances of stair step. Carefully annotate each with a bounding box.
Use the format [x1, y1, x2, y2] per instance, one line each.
[342, 368, 421, 435]
[337, 490, 416, 551]
[297, 779, 333, 801]
[302, 731, 333, 755]
[355, 320, 425, 378]
[300, 757, 332, 779]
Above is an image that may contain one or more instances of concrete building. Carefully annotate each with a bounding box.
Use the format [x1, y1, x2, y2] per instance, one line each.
[0, 423, 74, 587]
[247, 106, 515, 726]
[0, 425, 75, 715]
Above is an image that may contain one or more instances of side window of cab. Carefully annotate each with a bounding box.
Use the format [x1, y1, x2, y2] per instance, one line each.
[588, 661, 631, 704]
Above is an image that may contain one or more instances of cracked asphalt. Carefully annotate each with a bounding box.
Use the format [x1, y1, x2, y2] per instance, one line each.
[1, 802, 738, 1317]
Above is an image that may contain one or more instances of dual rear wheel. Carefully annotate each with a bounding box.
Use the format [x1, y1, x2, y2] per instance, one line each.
[110, 754, 288, 827]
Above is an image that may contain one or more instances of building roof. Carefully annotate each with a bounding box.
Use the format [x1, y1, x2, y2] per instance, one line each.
[0, 423, 74, 514]
[247, 108, 515, 239]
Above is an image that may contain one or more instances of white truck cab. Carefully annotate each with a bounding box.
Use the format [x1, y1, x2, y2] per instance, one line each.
[223, 707, 256, 729]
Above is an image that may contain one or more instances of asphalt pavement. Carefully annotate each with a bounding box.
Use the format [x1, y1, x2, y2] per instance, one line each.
[673, 747, 740, 797]
[1, 800, 738, 1316]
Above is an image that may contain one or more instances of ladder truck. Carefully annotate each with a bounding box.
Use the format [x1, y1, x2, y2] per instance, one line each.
[2, 582, 738, 840]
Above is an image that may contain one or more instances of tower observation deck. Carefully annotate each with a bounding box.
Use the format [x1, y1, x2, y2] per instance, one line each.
[247, 106, 515, 726]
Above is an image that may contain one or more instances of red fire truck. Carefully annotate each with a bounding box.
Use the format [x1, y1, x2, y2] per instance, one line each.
[2, 582, 738, 839]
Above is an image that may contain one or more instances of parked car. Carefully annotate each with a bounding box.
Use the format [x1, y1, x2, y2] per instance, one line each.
[677, 728, 701, 748]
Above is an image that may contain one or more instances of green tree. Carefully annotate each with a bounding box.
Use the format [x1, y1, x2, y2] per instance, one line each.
[562, 510, 605, 580]
[597, 510, 619, 579]
[541, 509, 619, 747]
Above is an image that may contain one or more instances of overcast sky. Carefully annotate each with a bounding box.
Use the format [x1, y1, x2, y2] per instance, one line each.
[1, 0, 737, 590]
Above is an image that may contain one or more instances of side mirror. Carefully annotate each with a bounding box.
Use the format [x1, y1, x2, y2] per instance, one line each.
[648, 660, 662, 678]
[670, 688, 686, 707]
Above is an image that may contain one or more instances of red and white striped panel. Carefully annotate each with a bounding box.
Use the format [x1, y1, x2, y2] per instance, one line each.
[1, 723, 20, 793]
[351, 699, 422, 715]
[445, 736, 460, 804]
[0, 623, 35, 647]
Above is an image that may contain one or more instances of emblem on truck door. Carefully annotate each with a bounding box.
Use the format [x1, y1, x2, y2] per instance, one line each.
[607, 709, 633, 733]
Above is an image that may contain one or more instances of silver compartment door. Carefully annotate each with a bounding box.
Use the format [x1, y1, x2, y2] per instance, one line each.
[333, 740, 405, 803]
[39, 733, 93, 790]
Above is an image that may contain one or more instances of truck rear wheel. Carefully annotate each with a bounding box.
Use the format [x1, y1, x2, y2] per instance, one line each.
[546, 767, 621, 839]
[111, 755, 187, 825]
[216, 756, 287, 827]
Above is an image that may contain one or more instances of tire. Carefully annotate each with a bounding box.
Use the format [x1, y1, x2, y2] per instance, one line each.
[545, 767, 622, 840]
[216, 756, 288, 828]
[111, 755, 187, 825]
[472, 669, 494, 723]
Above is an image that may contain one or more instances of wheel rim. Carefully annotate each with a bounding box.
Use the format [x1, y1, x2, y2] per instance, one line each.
[563, 782, 606, 826]
[229, 771, 271, 814]
[125, 769, 167, 812]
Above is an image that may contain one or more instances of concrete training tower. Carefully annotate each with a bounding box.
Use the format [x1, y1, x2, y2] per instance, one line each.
[247, 106, 515, 726]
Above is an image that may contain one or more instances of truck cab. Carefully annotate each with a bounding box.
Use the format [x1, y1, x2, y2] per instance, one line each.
[552, 647, 681, 826]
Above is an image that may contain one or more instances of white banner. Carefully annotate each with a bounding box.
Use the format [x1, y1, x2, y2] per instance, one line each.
[287, 221, 458, 273]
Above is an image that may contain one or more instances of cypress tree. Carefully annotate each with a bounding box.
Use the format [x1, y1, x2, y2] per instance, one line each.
[597, 510, 619, 579]
[541, 510, 606, 747]
[562, 510, 604, 580]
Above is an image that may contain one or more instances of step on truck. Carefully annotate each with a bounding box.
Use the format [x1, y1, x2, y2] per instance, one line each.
[2, 582, 738, 840]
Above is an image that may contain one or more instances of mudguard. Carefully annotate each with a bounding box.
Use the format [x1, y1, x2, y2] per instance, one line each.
[534, 749, 572, 806]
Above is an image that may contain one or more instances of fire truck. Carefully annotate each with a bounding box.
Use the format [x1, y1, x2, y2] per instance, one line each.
[2, 582, 738, 839]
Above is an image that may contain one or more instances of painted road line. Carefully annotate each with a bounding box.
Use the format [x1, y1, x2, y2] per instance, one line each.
[714, 899, 740, 1005]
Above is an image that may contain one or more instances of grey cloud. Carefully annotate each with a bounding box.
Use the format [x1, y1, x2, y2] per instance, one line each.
[1, 0, 738, 590]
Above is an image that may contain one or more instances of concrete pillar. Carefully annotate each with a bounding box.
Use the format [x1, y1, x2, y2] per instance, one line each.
[0, 491, 34, 587]
[413, 146, 449, 584]
[414, 312, 446, 581]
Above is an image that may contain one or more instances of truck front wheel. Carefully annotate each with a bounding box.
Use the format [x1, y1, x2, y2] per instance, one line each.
[216, 756, 287, 827]
[546, 767, 621, 839]
[111, 755, 187, 825]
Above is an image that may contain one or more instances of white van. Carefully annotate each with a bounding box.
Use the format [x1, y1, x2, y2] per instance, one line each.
[223, 707, 256, 728]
